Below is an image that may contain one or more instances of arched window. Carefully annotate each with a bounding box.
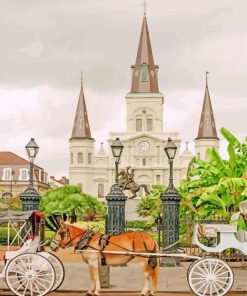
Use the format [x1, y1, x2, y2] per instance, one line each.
[147, 118, 153, 131]
[142, 158, 146, 166]
[77, 183, 82, 191]
[77, 152, 83, 164]
[88, 153, 92, 164]
[136, 118, 142, 131]
[70, 153, 73, 165]
[140, 63, 148, 81]
[98, 184, 104, 198]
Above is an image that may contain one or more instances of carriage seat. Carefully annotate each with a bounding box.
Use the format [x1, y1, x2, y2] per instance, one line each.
[4, 236, 40, 261]
[237, 229, 247, 243]
[239, 200, 247, 219]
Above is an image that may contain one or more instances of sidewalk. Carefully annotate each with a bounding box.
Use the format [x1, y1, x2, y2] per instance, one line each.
[1, 262, 246, 292]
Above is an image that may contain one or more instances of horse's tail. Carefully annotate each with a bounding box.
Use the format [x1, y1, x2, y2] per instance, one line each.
[147, 242, 159, 290]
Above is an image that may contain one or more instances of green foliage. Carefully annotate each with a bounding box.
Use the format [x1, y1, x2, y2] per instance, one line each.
[179, 128, 247, 220]
[40, 185, 106, 220]
[0, 196, 22, 211]
[126, 220, 152, 231]
[136, 184, 165, 224]
[75, 220, 105, 233]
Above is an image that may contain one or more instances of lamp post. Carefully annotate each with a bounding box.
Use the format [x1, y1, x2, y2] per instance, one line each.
[160, 138, 181, 252]
[20, 138, 41, 211]
[102, 138, 127, 288]
[105, 137, 127, 235]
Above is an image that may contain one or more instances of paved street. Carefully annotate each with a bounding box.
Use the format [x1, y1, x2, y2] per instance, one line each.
[0, 292, 246, 296]
[1, 261, 246, 295]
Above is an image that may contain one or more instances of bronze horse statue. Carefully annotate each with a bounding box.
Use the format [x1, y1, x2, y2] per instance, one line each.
[119, 167, 150, 199]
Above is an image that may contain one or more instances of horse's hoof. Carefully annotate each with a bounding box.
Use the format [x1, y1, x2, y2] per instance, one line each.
[85, 293, 93, 296]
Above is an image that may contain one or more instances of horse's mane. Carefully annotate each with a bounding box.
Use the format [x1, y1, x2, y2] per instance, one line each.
[65, 222, 87, 231]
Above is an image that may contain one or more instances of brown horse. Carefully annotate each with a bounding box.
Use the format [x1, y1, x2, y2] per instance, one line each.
[50, 221, 159, 296]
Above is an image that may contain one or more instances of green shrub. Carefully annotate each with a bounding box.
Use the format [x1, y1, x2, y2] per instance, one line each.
[75, 220, 105, 233]
[126, 220, 152, 231]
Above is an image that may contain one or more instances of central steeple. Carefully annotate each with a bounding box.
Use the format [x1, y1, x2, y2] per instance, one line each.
[130, 16, 159, 93]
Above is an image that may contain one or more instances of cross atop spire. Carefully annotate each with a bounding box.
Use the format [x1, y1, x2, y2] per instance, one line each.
[141, 1, 148, 16]
[81, 71, 83, 89]
[206, 70, 209, 87]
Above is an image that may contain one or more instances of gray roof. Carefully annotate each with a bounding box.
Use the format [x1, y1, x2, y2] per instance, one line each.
[70, 84, 92, 140]
[0, 210, 34, 222]
[196, 80, 218, 140]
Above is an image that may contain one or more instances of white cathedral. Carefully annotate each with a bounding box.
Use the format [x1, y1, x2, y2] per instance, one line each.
[68, 15, 219, 206]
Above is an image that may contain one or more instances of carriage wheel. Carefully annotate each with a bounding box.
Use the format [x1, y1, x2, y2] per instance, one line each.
[39, 252, 65, 291]
[188, 258, 234, 296]
[5, 253, 55, 296]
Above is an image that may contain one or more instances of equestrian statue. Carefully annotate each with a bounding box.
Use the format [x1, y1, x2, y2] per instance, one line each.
[118, 166, 150, 199]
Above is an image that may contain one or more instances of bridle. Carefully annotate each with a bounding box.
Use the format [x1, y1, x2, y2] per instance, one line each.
[52, 225, 86, 249]
[52, 227, 73, 249]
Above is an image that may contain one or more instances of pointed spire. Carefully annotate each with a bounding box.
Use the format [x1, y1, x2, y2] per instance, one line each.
[130, 16, 159, 93]
[70, 75, 93, 140]
[196, 73, 218, 140]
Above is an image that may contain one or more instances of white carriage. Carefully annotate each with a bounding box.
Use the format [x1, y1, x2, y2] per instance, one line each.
[0, 210, 65, 296]
[187, 200, 247, 296]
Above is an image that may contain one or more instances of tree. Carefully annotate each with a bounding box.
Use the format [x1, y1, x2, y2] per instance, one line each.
[179, 128, 247, 218]
[40, 185, 106, 229]
[136, 184, 165, 224]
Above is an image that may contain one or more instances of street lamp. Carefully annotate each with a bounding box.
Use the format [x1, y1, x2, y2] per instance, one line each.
[105, 137, 127, 235]
[161, 137, 181, 254]
[111, 137, 124, 186]
[164, 137, 177, 193]
[20, 138, 41, 211]
[25, 138, 39, 188]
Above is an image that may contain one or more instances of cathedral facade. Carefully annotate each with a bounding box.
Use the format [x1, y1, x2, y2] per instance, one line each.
[69, 16, 219, 202]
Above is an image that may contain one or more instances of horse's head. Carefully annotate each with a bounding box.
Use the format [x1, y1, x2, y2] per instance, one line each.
[50, 219, 86, 251]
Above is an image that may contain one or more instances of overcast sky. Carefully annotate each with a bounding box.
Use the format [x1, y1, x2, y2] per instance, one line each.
[0, 0, 246, 178]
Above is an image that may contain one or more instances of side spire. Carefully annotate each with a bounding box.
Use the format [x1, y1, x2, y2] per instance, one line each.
[196, 73, 218, 140]
[130, 15, 159, 93]
[70, 75, 93, 140]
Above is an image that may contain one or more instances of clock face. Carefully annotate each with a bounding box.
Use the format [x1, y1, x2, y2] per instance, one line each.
[138, 141, 150, 152]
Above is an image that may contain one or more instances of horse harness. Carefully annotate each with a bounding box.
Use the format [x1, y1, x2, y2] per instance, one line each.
[75, 230, 110, 265]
